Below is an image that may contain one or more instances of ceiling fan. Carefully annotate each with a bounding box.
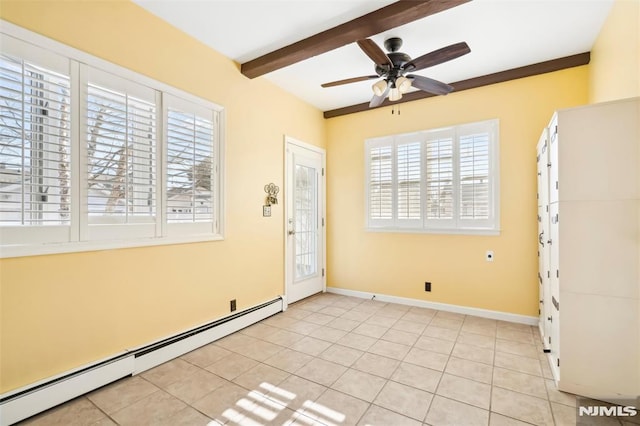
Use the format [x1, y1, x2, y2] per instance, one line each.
[321, 37, 471, 108]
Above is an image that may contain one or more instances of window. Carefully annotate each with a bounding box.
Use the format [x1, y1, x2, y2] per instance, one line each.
[0, 27, 224, 257]
[365, 120, 499, 234]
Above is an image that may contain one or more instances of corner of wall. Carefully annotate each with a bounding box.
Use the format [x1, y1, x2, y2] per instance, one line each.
[589, 0, 640, 103]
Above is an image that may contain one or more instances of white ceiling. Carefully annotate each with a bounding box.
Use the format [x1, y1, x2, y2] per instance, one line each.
[133, 0, 613, 112]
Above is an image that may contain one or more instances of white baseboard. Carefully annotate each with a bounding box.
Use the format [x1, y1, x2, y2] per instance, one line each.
[0, 297, 282, 426]
[326, 287, 538, 325]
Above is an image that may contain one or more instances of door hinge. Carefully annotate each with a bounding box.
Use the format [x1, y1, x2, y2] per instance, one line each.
[322, 168, 324, 176]
[322, 268, 325, 277]
[547, 271, 550, 279]
[557, 358, 560, 367]
[548, 336, 551, 344]
[322, 217, 325, 226]
[556, 270, 559, 278]
[555, 181, 558, 190]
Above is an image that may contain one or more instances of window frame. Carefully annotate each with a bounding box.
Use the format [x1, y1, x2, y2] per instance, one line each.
[364, 119, 500, 235]
[0, 21, 225, 258]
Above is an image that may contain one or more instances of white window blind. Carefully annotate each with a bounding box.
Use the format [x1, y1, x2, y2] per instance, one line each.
[459, 131, 489, 220]
[85, 77, 157, 225]
[397, 141, 421, 221]
[365, 120, 499, 234]
[368, 142, 393, 223]
[425, 133, 454, 228]
[165, 94, 219, 236]
[0, 52, 72, 227]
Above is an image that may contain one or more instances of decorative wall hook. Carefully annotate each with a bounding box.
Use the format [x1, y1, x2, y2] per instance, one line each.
[264, 183, 279, 206]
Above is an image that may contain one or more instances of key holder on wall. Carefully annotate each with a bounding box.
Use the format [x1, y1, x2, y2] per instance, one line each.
[264, 183, 279, 206]
[263, 183, 279, 217]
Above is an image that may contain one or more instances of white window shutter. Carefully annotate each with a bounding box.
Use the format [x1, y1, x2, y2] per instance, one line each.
[0, 41, 73, 247]
[366, 137, 393, 228]
[425, 130, 455, 229]
[86, 83, 156, 224]
[457, 120, 497, 230]
[165, 94, 218, 237]
[396, 134, 422, 228]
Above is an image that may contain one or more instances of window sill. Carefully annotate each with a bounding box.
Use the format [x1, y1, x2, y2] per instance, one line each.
[0, 234, 224, 259]
[365, 227, 501, 236]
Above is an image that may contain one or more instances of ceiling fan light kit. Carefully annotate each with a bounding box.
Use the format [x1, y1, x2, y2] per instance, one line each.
[322, 36, 471, 108]
[389, 87, 402, 102]
[372, 80, 388, 96]
[396, 76, 411, 93]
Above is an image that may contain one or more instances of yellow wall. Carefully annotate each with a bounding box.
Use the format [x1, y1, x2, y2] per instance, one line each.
[325, 68, 588, 317]
[0, 1, 325, 393]
[1, 0, 622, 395]
[589, 0, 640, 102]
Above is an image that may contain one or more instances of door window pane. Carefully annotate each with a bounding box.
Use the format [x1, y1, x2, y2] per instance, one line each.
[295, 164, 317, 280]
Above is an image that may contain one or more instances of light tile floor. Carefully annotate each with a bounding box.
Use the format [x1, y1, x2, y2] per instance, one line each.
[16, 293, 631, 425]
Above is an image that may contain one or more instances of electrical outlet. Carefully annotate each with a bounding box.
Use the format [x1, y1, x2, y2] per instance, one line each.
[230, 299, 237, 312]
[425, 282, 431, 292]
[486, 251, 494, 262]
[263, 205, 271, 217]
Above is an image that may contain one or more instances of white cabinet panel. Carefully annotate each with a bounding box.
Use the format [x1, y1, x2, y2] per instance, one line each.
[556, 99, 639, 202]
[560, 292, 639, 398]
[559, 200, 639, 299]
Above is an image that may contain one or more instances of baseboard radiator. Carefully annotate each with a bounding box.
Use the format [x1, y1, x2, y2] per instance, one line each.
[0, 297, 283, 426]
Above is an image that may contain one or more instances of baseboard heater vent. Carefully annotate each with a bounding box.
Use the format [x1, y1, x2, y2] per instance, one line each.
[0, 297, 283, 426]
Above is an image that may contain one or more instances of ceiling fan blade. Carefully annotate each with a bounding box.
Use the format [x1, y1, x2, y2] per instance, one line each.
[321, 75, 379, 88]
[357, 39, 393, 68]
[408, 75, 453, 95]
[403, 42, 470, 72]
[369, 86, 390, 108]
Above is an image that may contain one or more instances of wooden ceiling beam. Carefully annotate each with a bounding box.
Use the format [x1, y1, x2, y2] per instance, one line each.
[240, 0, 471, 79]
[323, 52, 591, 118]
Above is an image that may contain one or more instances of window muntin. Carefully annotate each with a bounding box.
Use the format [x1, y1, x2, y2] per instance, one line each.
[365, 120, 499, 234]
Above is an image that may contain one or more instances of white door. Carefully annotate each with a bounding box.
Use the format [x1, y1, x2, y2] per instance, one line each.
[285, 137, 325, 304]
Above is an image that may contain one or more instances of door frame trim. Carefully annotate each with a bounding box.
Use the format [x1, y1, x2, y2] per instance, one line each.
[283, 136, 326, 306]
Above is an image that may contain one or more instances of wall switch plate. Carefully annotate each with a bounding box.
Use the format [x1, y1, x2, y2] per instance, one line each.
[486, 251, 494, 262]
[263, 205, 271, 217]
[425, 282, 431, 292]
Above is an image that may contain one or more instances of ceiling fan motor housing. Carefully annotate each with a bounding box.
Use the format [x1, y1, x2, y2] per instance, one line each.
[375, 37, 412, 86]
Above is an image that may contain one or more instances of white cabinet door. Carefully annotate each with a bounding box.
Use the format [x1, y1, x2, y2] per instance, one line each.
[548, 201, 560, 380]
[536, 130, 551, 349]
[548, 115, 559, 204]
